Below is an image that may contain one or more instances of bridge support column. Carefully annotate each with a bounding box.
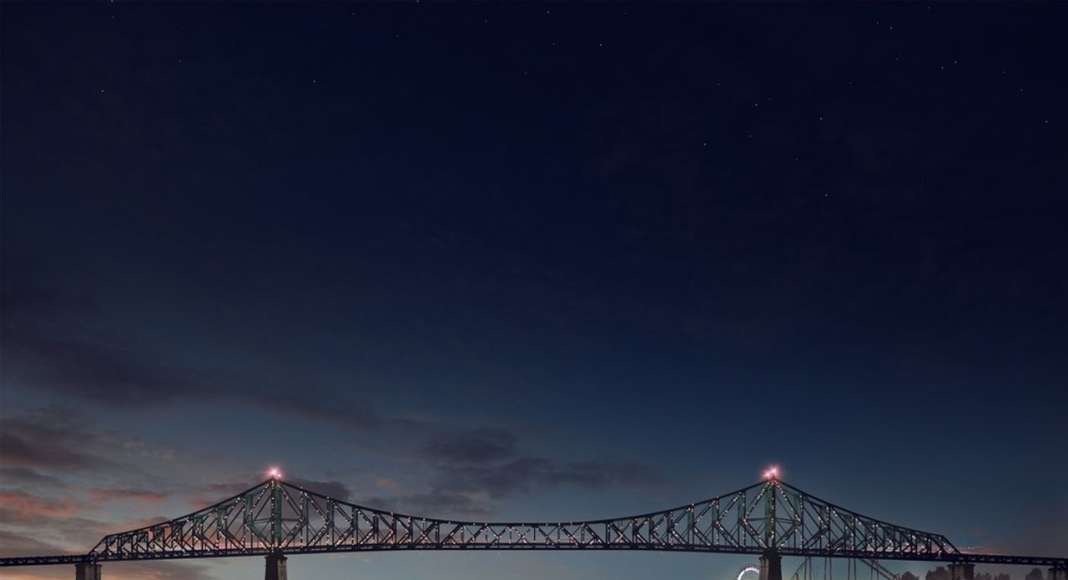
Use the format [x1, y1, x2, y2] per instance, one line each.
[75, 562, 101, 580]
[759, 551, 782, 580]
[1050, 568, 1068, 580]
[949, 563, 974, 580]
[265, 552, 287, 580]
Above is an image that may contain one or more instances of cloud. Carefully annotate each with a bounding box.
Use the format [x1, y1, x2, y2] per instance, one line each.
[0, 491, 81, 523]
[0, 488, 118, 550]
[0, 467, 68, 489]
[1, 274, 214, 407]
[98, 516, 170, 535]
[0, 529, 67, 558]
[0, 409, 107, 471]
[2, 268, 389, 428]
[201, 481, 257, 496]
[288, 478, 352, 500]
[373, 477, 399, 491]
[0, 408, 187, 491]
[3, 282, 389, 442]
[89, 488, 169, 504]
[337, 425, 665, 517]
[422, 427, 517, 465]
[186, 481, 261, 509]
[421, 427, 659, 497]
[0, 409, 214, 556]
[360, 490, 492, 518]
[431, 455, 658, 499]
[0, 499, 174, 556]
[2, 274, 663, 529]
[4, 329, 212, 406]
[160, 425, 664, 520]
[256, 395, 382, 432]
[974, 502, 1068, 557]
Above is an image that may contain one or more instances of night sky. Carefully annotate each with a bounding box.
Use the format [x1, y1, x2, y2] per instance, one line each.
[1, 4, 1066, 580]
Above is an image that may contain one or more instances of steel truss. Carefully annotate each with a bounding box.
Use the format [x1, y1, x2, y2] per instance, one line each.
[2, 478, 1065, 568]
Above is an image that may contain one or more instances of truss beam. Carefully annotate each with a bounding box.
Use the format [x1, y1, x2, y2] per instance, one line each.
[1, 478, 1064, 568]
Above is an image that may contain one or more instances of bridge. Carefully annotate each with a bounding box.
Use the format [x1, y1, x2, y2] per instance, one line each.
[2, 473, 1065, 580]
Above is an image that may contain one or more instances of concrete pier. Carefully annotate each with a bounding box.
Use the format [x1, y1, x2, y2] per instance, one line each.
[265, 552, 288, 580]
[1050, 568, 1068, 580]
[759, 551, 782, 580]
[949, 563, 975, 580]
[75, 562, 101, 580]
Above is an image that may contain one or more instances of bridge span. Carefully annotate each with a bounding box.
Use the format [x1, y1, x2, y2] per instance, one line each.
[1, 475, 1064, 580]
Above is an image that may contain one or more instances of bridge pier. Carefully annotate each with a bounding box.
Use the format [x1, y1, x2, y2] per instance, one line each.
[949, 563, 974, 580]
[265, 552, 288, 580]
[1051, 568, 1068, 580]
[759, 551, 782, 580]
[75, 562, 101, 580]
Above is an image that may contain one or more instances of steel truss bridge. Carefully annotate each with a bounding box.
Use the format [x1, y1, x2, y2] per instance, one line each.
[2, 475, 1065, 579]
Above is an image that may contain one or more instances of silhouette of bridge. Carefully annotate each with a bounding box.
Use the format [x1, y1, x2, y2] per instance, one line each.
[2, 474, 1065, 580]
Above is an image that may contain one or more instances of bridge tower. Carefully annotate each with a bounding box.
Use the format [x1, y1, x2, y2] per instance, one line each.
[266, 475, 288, 580]
[759, 476, 782, 580]
[949, 563, 974, 580]
[265, 552, 288, 580]
[759, 552, 783, 580]
[270, 477, 283, 547]
[74, 562, 101, 580]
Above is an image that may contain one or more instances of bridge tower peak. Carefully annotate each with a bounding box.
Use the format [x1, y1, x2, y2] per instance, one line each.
[269, 478, 284, 548]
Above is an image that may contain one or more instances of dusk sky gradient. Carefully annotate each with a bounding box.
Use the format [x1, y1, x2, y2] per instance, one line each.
[1, 4, 1066, 580]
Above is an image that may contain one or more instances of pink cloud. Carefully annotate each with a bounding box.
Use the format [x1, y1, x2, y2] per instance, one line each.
[88, 488, 168, 504]
[0, 491, 80, 522]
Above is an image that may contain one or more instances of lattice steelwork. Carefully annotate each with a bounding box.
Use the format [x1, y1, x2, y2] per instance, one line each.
[2, 477, 1066, 568]
[81, 477, 958, 561]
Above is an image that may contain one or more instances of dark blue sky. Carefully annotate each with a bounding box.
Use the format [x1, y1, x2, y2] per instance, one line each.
[1, 4, 1066, 580]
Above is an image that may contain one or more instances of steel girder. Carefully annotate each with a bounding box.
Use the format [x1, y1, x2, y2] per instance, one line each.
[2, 478, 1065, 568]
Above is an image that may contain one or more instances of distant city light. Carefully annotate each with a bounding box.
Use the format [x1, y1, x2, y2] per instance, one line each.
[267, 467, 284, 480]
[762, 465, 780, 480]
